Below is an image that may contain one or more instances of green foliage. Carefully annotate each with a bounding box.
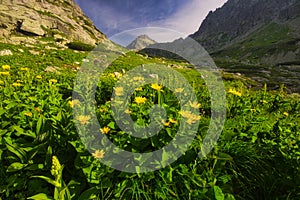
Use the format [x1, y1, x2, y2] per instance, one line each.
[67, 41, 95, 51]
[0, 42, 299, 199]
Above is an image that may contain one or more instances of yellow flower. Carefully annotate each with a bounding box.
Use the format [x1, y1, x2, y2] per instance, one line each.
[49, 79, 58, 84]
[76, 115, 91, 125]
[283, 112, 289, 116]
[24, 111, 32, 117]
[125, 109, 132, 114]
[20, 67, 29, 71]
[162, 120, 170, 127]
[175, 88, 184, 93]
[68, 99, 80, 108]
[179, 110, 192, 118]
[100, 126, 110, 134]
[133, 76, 144, 82]
[151, 83, 163, 91]
[36, 75, 42, 79]
[2, 65, 10, 70]
[114, 87, 123, 96]
[12, 83, 22, 87]
[262, 100, 268, 104]
[35, 107, 42, 113]
[135, 87, 143, 91]
[92, 150, 105, 159]
[186, 114, 201, 125]
[228, 88, 242, 97]
[0, 71, 10, 75]
[134, 96, 147, 104]
[190, 101, 201, 109]
[169, 118, 178, 124]
[179, 110, 201, 124]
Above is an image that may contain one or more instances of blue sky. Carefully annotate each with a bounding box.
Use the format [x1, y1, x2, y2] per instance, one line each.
[74, 0, 227, 45]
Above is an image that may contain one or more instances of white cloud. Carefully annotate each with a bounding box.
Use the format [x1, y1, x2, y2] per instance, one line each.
[150, 0, 227, 36]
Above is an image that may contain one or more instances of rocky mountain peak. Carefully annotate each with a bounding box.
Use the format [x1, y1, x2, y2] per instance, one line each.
[127, 34, 157, 50]
[0, 0, 107, 46]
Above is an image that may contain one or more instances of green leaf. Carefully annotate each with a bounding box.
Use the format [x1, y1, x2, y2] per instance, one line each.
[36, 115, 45, 135]
[27, 193, 53, 200]
[214, 186, 225, 200]
[31, 176, 61, 188]
[78, 187, 99, 200]
[107, 121, 116, 129]
[7, 162, 28, 172]
[5, 138, 27, 163]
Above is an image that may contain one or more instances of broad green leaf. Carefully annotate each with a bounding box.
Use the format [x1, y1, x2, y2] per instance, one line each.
[7, 162, 28, 172]
[214, 186, 225, 200]
[78, 187, 99, 200]
[5, 138, 27, 163]
[27, 193, 53, 200]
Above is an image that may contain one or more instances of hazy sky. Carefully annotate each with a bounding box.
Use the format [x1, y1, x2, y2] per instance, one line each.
[74, 0, 227, 45]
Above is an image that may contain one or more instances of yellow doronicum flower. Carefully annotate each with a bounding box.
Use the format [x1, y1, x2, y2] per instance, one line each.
[0, 71, 10, 75]
[186, 114, 201, 125]
[20, 67, 29, 71]
[100, 126, 110, 134]
[76, 115, 91, 125]
[190, 101, 201, 109]
[114, 87, 123, 96]
[134, 96, 147, 105]
[169, 118, 178, 124]
[283, 112, 289, 116]
[162, 120, 170, 127]
[125, 109, 132, 114]
[68, 99, 80, 108]
[49, 79, 58, 84]
[92, 150, 105, 159]
[24, 111, 33, 117]
[135, 87, 143, 91]
[133, 76, 144, 82]
[228, 88, 242, 97]
[175, 88, 184, 93]
[2, 65, 10, 70]
[151, 83, 163, 91]
[12, 83, 22, 87]
[36, 75, 42, 79]
[262, 100, 268, 104]
[179, 110, 192, 118]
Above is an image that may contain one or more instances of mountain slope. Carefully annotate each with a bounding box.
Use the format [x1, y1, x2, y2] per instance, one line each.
[127, 34, 157, 50]
[191, 0, 300, 66]
[0, 0, 107, 46]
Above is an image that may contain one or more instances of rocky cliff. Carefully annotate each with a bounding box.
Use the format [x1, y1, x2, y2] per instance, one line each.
[0, 0, 107, 46]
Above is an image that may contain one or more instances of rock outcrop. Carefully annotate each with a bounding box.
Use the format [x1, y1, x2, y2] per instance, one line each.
[0, 0, 107, 45]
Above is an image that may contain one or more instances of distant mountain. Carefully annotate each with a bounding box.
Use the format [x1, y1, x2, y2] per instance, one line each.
[0, 0, 110, 47]
[190, 0, 300, 66]
[127, 34, 157, 50]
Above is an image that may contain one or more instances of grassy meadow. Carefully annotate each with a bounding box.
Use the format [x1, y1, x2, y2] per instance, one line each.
[0, 41, 299, 199]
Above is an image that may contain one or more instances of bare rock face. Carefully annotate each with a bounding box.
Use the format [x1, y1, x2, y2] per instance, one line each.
[0, 0, 107, 45]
